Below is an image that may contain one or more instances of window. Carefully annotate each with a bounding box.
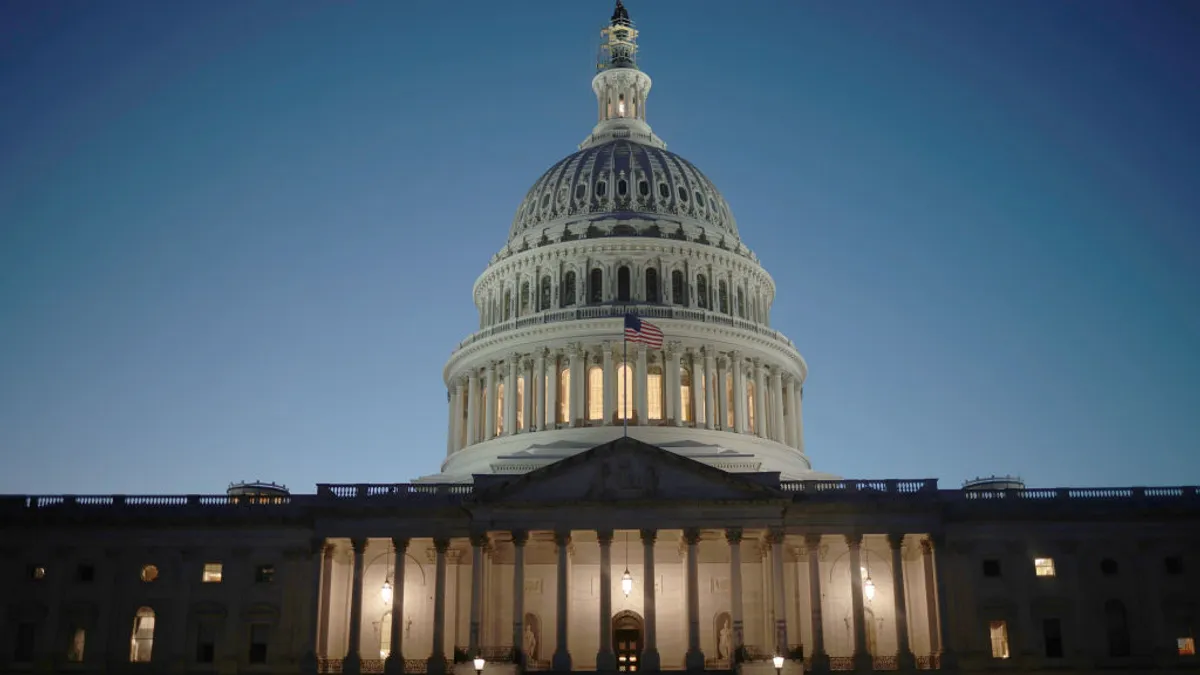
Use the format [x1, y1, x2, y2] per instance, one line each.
[589, 269, 603, 304]
[140, 564, 159, 582]
[718, 280, 729, 314]
[677, 186, 688, 202]
[1043, 618, 1063, 658]
[617, 178, 628, 196]
[695, 368, 706, 424]
[697, 275, 708, 309]
[1100, 558, 1119, 576]
[616, 363, 632, 420]
[1105, 599, 1130, 657]
[736, 287, 746, 318]
[596, 181, 607, 198]
[248, 623, 269, 664]
[255, 565, 275, 583]
[680, 368, 693, 423]
[516, 376, 526, 431]
[658, 183, 670, 199]
[558, 368, 570, 424]
[202, 563, 223, 583]
[495, 380, 505, 436]
[29, 565, 46, 581]
[77, 564, 95, 583]
[520, 282, 530, 313]
[503, 291, 512, 321]
[1165, 556, 1184, 575]
[746, 380, 756, 434]
[563, 271, 576, 306]
[647, 366, 664, 420]
[644, 268, 659, 303]
[725, 373, 734, 428]
[1035, 558, 1056, 577]
[587, 366, 604, 421]
[989, 620, 1010, 659]
[575, 183, 586, 200]
[130, 607, 155, 662]
[540, 276, 551, 311]
[1180, 638, 1196, 656]
[982, 559, 1001, 577]
[617, 266, 631, 302]
[638, 180, 649, 197]
[671, 271, 685, 305]
[14, 622, 35, 662]
[67, 627, 85, 662]
[196, 623, 217, 663]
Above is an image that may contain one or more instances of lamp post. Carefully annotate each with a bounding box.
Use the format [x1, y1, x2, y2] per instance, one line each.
[473, 655, 486, 675]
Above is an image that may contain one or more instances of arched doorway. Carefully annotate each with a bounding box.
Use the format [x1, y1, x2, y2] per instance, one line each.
[612, 610, 644, 672]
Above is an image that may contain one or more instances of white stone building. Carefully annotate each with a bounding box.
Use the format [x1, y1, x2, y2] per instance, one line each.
[2, 3, 1198, 675]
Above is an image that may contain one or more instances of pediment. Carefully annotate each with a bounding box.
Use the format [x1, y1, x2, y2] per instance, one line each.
[472, 436, 783, 504]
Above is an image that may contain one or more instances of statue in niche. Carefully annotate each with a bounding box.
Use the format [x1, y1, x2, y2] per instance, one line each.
[524, 622, 537, 660]
[718, 618, 732, 659]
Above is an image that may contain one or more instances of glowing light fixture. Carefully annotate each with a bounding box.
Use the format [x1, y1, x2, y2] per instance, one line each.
[861, 564, 875, 602]
[773, 654, 785, 675]
[621, 531, 633, 597]
[381, 542, 394, 604]
[473, 656, 486, 675]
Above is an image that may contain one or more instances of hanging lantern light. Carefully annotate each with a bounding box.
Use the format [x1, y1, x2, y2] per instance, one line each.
[863, 575, 876, 601]
[381, 578, 393, 604]
[621, 532, 634, 596]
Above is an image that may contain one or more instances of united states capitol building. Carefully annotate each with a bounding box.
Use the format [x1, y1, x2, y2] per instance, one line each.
[2, 3, 1198, 674]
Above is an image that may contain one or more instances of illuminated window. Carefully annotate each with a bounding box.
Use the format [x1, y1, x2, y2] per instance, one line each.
[587, 366, 604, 421]
[130, 607, 155, 662]
[1179, 637, 1196, 656]
[67, 628, 85, 662]
[725, 373, 734, 428]
[558, 368, 570, 424]
[140, 565, 158, 582]
[516, 376, 526, 431]
[647, 367, 663, 420]
[616, 363, 632, 420]
[695, 369, 706, 424]
[495, 380, 505, 436]
[255, 565, 275, 583]
[29, 565, 46, 581]
[617, 94, 626, 117]
[989, 620, 1010, 659]
[202, 563, 223, 583]
[680, 369, 693, 423]
[746, 381, 757, 434]
[1034, 558, 1056, 577]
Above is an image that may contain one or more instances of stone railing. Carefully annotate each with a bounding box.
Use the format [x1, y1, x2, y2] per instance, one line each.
[780, 479, 939, 494]
[456, 303, 798, 352]
[829, 656, 855, 671]
[916, 654, 941, 670]
[317, 483, 474, 499]
[873, 654, 898, 670]
[956, 486, 1200, 501]
[11, 494, 291, 509]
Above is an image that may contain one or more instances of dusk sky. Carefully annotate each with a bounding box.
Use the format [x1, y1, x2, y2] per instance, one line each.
[2, 1, 1198, 495]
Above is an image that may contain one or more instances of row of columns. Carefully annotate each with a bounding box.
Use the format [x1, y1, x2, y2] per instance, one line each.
[447, 345, 804, 454]
[314, 531, 949, 674]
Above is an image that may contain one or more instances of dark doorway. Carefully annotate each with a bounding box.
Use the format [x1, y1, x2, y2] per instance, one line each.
[612, 610, 644, 672]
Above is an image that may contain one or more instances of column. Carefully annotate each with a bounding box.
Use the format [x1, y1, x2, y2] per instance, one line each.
[505, 356, 519, 436]
[684, 529, 705, 670]
[511, 531, 528, 667]
[453, 379, 467, 452]
[522, 358, 534, 433]
[597, 530, 616, 670]
[770, 529, 789, 654]
[445, 387, 456, 456]
[888, 534, 915, 669]
[920, 540, 940, 656]
[727, 528, 745, 652]
[770, 368, 785, 443]
[469, 534, 485, 653]
[546, 351, 559, 428]
[794, 384, 805, 454]
[846, 534, 870, 670]
[345, 538, 367, 674]
[567, 344, 583, 427]
[552, 531, 573, 671]
[301, 541, 328, 672]
[930, 537, 956, 667]
[704, 349, 717, 430]
[428, 538, 450, 675]
[534, 351, 546, 431]
[731, 353, 747, 433]
[783, 377, 798, 448]
[603, 342, 616, 424]
[466, 371, 480, 446]
[641, 529, 661, 670]
[484, 362, 498, 440]
[805, 535, 828, 670]
[669, 345, 683, 424]
[635, 344, 648, 424]
[754, 360, 768, 438]
[385, 538, 409, 675]
[319, 545, 335, 659]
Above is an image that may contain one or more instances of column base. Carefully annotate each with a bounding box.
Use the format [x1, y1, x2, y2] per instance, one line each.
[685, 649, 706, 671]
[896, 650, 916, 671]
[385, 653, 406, 675]
[552, 651, 572, 672]
[851, 651, 872, 673]
[427, 654, 449, 675]
[344, 653, 363, 675]
[640, 648, 661, 671]
[807, 652, 830, 674]
[597, 650, 617, 671]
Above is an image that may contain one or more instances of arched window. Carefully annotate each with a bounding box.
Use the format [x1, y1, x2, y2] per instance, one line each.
[558, 368, 570, 424]
[520, 282, 530, 314]
[587, 366, 604, 421]
[725, 373, 735, 429]
[1105, 600, 1131, 657]
[563, 271, 577, 307]
[616, 363, 632, 420]
[130, 607, 155, 662]
[697, 275, 709, 309]
[617, 266, 631, 302]
[680, 368, 693, 423]
[737, 287, 747, 319]
[645, 268, 659, 303]
[495, 380, 505, 436]
[718, 281, 729, 314]
[503, 290, 512, 321]
[516, 376, 526, 431]
[671, 271, 685, 305]
[746, 380, 757, 434]
[647, 365, 664, 420]
[540, 276, 552, 311]
[589, 269, 604, 304]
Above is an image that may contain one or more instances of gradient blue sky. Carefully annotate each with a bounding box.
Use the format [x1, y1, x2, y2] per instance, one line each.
[2, 1, 1198, 495]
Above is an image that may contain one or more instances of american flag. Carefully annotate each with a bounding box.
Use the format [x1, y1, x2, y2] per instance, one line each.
[624, 313, 664, 348]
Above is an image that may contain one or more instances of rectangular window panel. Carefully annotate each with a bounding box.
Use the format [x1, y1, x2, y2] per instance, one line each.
[680, 377, 692, 423]
[516, 376, 525, 430]
[647, 372, 663, 420]
[696, 370, 706, 424]
[1179, 638, 1196, 656]
[989, 620, 1010, 659]
[588, 367, 604, 420]
[255, 565, 275, 583]
[1034, 558, 1056, 577]
[67, 627, 85, 662]
[202, 563, 223, 583]
[616, 364, 631, 419]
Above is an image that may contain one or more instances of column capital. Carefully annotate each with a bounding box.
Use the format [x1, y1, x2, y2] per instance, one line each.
[468, 370, 480, 382]
[602, 340, 613, 352]
[843, 532, 863, 548]
[766, 527, 786, 544]
[433, 537, 451, 553]
[511, 530, 529, 546]
[887, 533, 906, 550]
[470, 532, 489, 548]
[350, 537, 367, 554]
[565, 342, 582, 358]
[682, 528, 702, 545]
[392, 536, 410, 553]
[486, 361, 498, 373]
[455, 374, 469, 388]
[596, 529, 614, 545]
[522, 357, 534, 370]
[725, 527, 743, 545]
[640, 528, 657, 545]
[919, 537, 935, 555]
[553, 530, 571, 547]
[510, 351, 522, 363]
[665, 340, 683, 357]
[716, 354, 729, 369]
[804, 533, 823, 549]
[729, 350, 743, 360]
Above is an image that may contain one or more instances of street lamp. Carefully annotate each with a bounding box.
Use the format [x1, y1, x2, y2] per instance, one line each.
[773, 654, 785, 675]
[473, 655, 486, 675]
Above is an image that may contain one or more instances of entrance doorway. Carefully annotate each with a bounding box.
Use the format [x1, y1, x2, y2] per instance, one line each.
[612, 611, 644, 672]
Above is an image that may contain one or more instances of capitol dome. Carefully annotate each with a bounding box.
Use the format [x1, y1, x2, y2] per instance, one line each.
[424, 1, 836, 483]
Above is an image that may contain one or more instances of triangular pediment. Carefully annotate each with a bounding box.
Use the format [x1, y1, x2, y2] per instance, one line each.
[472, 436, 784, 504]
